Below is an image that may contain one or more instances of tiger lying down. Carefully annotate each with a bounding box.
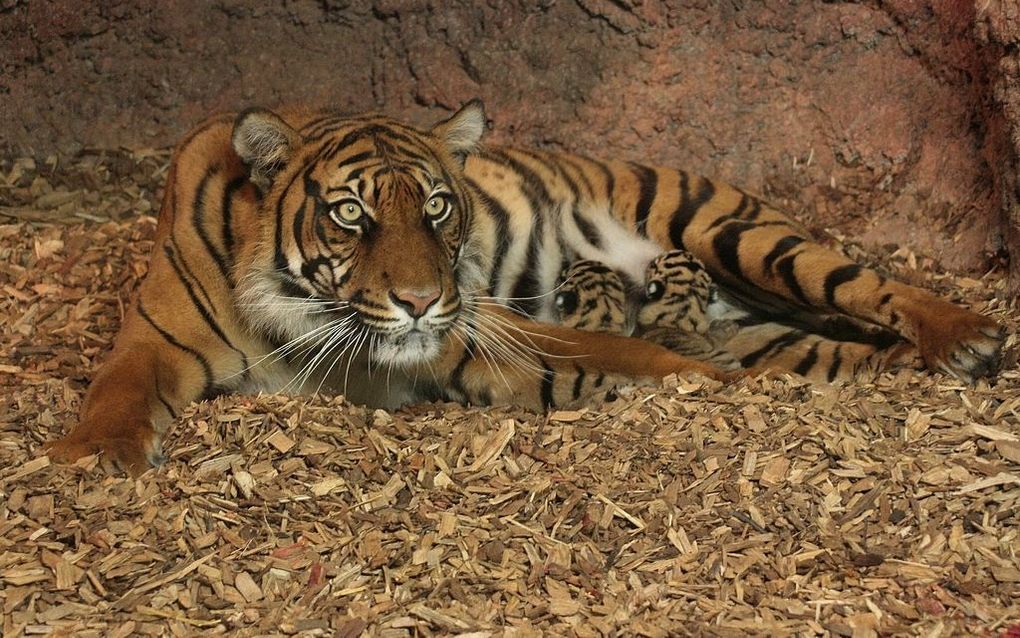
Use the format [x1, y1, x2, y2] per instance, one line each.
[46, 100, 1005, 475]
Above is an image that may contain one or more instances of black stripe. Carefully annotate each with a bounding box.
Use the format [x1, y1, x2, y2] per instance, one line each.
[332, 258, 355, 289]
[273, 138, 335, 274]
[167, 237, 216, 312]
[712, 222, 751, 282]
[156, 393, 177, 419]
[136, 300, 214, 399]
[762, 235, 805, 273]
[300, 112, 353, 138]
[586, 158, 615, 209]
[164, 245, 250, 375]
[740, 330, 806, 368]
[274, 158, 308, 273]
[559, 155, 597, 201]
[631, 163, 658, 236]
[487, 151, 553, 317]
[669, 173, 715, 250]
[574, 209, 602, 248]
[556, 157, 603, 249]
[572, 364, 586, 401]
[221, 176, 248, 278]
[179, 114, 234, 156]
[296, 172, 319, 263]
[449, 336, 476, 402]
[706, 194, 749, 232]
[538, 356, 556, 409]
[466, 178, 510, 295]
[793, 341, 820, 376]
[336, 149, 374, 170]
[278, 274, 317, 299]
[154, 376, 178, 419]
[299, 255, 332, 290]
[775, 254, 810, 304]
[192, 166, 231, 281]
[510, 229, 544, 317]
[828, 344, 843, 382]
[744, 198, 762, 223]
[824, 265, 863, 310]
[878, 292, 893, 308]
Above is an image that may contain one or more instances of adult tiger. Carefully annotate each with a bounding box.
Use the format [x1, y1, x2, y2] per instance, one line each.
[46, 101, 1005, 474]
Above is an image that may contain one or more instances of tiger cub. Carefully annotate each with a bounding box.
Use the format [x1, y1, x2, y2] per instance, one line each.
[551, 256, 741, 369]
[634, 251, 742, 369]
[552, 260, 629, 334]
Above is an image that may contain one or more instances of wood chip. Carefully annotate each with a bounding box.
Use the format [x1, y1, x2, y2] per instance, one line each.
[759, 456, 790, 487]
[234, 571, 263, 603]
[266, 430, 296, 453]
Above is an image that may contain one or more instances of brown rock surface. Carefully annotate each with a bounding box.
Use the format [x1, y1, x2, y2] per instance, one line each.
[2, 0, 1019, 286]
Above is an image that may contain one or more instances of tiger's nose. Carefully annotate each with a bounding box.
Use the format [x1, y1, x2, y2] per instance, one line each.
[390, 288, 441, 318]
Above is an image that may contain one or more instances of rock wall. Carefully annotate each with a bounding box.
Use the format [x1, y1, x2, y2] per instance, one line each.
[2, 0, 1017, 286]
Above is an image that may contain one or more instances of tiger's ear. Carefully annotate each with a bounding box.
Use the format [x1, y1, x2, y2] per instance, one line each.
[431, 99, 486, 158]
[232, 108, 300, 190]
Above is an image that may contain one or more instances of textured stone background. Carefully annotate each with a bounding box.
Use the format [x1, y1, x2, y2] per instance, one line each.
[2, 0, 1019, 286]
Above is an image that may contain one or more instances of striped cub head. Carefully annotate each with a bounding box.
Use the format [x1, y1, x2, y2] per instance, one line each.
[637, 250, 714, 333]
[233, 101, 488, 366]
[553, 260, 627, 334]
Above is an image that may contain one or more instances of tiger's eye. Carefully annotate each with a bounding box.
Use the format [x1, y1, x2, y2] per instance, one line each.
[424, 195, 450, 221]
[332, 201, 365, 226]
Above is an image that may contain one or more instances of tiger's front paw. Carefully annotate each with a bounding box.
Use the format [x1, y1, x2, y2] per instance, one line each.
[914, 308, 1005, 383]
[46, 424, 165, 477]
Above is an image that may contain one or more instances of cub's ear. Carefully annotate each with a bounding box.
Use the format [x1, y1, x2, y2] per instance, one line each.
[431, 99, 487, 158]
[231, 108, 300, 190]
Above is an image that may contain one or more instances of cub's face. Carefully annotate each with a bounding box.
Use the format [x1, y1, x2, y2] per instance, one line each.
[553, 260, 628, 334]
[637, 250, 714, 334]
[233, 102, 487, 367]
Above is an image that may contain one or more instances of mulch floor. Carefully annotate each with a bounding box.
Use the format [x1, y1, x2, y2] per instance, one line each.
[2, 150, 1019, 637]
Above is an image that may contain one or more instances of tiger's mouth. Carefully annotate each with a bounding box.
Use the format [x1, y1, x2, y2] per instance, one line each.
[371, 327, 446, 367]
[346, 308, 455, 368]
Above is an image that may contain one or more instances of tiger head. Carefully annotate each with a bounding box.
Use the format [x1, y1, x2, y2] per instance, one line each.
[552, 260, 628, 334]
[232, 101, 488, 367]
[637, 250, 714, 333]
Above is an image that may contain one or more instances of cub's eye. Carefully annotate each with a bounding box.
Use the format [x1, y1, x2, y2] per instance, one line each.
[554, 291, 578, 316]
[424, 195, 451, 223]
[330, 200, 365, 227]
[646, 280, 664, 301]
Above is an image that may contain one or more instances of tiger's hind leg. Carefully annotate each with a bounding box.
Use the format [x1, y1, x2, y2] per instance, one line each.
[720, 322, 923, 383]
[640, 174, 1005, 382]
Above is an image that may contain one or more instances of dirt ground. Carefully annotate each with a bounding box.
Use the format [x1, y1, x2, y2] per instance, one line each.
[1, 149, 1019, 636]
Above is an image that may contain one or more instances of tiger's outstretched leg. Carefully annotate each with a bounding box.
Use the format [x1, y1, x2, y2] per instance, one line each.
[431, 307, 738, 409]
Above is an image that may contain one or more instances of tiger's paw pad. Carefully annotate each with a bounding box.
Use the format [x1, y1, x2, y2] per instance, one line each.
[46, 430, 164, 478]
[919, 313, 1006, 383]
